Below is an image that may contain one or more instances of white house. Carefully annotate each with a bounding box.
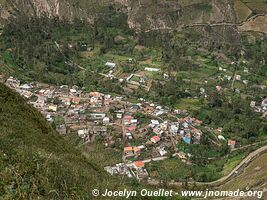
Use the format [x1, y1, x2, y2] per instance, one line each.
[103, 117, 110, 124]
[105, 62, 116, 68]
[145, 67, 160, 72]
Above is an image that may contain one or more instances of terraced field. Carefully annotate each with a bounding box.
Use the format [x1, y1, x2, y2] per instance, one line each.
[234, 0, 252, 22]
[242, 0, 267, 12]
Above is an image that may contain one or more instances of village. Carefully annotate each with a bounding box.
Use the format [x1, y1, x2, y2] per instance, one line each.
[3, 74, 263, 182]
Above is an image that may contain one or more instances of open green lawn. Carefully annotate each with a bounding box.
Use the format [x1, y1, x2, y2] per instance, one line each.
[176, 98, 203, 112]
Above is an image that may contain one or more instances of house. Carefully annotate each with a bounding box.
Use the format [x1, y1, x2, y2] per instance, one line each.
[133, 161, 145, 169]
[56, 125, 66, 134]
[105, 62, 116, 68]
[72, 98, 81, 105]
[250, 101, 256, 108]
[216, 85, 222, 92]
[90, 113, 106, 120]
[126, 132, 133, 140]
[228, 140, 236, 149]
[261, 98, 267, 107]
[123, 115, 134, 124]
[124, 147, 141, 157]
[145, 67, 160, 72]
[153, 127, 163, 136]
[116, 113, 123, 119]
[144, 106, 154, 113]
[183, 134, 192, 144]
[126, 125, 137, 132]
[89, 92, 104, 98]
[131, 119, 138, 124]
[46, 114, 53, 122]
[170, 125, 178, 135]
[182, 122, 189, 128]
[235, 75, 241, 81]
[151, 136, 160, 143]
[194, 120, 203, 126]
[93, 126, 107, 135]
[78, 129, 89, 139]
[128, 58, 134, 63]
[20, 84, 32, 90]
[131, 104, 141, 110]
[70, 88, 77, 93]
[157, 147, 167, 156]
[48, 105, 57, 112]
[64, 98, 72, 106]
[6, 77, 20, 88]
[218, 135, 226, 141]
[155, 110, 164, 116]
[150, 120, 160, 126]
[103, 117, 110, 124]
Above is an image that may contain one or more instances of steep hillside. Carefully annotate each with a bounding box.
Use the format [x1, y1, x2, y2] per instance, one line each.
[0, 0, 266, 32]
[0, 82, 119, 199]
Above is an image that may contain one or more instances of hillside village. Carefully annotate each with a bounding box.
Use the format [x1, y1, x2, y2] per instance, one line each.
[3, 75, 266, 181]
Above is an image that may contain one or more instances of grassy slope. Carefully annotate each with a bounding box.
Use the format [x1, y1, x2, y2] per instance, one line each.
[234, 0, 252, 22]
[0, 82, 120, 199]
[220, 152, 267, 191]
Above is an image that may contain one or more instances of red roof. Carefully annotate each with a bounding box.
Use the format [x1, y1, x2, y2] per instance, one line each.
[151, 135, 160, 142]
[134, 161, 145, 168]
[124, 115, 133, 120]
[228, 140, 236, 145]
[126, 125, 137, 132]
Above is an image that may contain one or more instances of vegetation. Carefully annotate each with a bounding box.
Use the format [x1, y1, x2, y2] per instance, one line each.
[0, 0, 266, 191]
[0, 83, 121, 199]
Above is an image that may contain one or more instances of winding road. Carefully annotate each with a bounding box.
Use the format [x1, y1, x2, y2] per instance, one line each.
[148, 144, 267, 187]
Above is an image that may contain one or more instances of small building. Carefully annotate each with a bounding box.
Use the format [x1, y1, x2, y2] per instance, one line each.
[90, 113, 106, 120]
[78, 129, 89, 139]
[183, 134, 192, 144]
[157, 147, 167, 156]
[250, 101, 256, 108]
[170, 125, 179, 135]
[261, 98, 267, 107]
[20, 84, 32, 90]
[48, 105, 57, 112]
[105, 62, 116, 68]
[124, 147, 141, 157]
[151, 136, 160, 144]
[103, 117, 110, 124]
[116, 113, 123, 119]
[150, 120, 160, 126]
[133, 161, 145, 169]
[228, 140, 236, 149]
[216, 85, 222, 92]
[126, 132, 133, 140]
[145, 67, 160, 72]
[235, 75, 241, 81]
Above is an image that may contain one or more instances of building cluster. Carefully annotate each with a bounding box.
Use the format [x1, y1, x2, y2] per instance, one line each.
[4, 76, 235, 182]
[250, 98, 267, 118]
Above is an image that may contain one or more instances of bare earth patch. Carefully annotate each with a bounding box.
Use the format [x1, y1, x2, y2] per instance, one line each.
[238, 15, 267, 34]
